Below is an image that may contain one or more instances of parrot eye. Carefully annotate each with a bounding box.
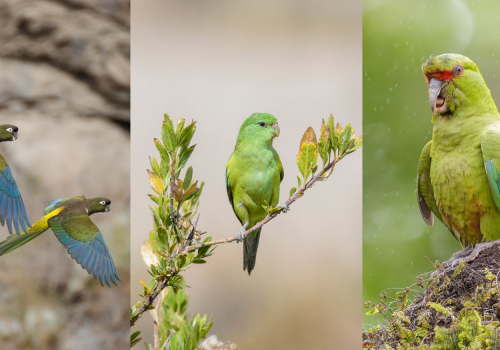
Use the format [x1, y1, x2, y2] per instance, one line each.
[453, 64, 464, 77]
[258, 122, 266, 127]
[6, 128, 12, 132]
[99, 200, 106, 205]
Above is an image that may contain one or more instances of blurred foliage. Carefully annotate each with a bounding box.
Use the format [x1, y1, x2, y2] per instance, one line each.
[132, 113, 362, 349]
[363, 0, 500, 328]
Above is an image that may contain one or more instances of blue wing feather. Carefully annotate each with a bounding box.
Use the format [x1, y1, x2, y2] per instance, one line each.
[51, 222, 119, 287]
[0, 165, 31, 235]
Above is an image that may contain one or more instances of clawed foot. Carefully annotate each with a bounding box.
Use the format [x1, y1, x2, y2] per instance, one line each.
[444, 240, 500, 268]
[236, 223, 248, 243]
[277, 202, 290, 213]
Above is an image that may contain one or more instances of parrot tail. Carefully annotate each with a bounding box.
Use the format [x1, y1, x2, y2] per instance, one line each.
[0, 213, 54, 255]
[0, 228, 45, 255]
[243, 228, 261, 275]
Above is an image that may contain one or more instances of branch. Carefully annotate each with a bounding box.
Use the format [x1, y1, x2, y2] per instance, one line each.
[131, 155, 341, 327]
[130, 274, 172, 327]
[183, 155, 339, 253]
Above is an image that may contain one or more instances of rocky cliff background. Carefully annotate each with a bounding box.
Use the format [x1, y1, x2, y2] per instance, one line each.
[0, 1, 130, 349]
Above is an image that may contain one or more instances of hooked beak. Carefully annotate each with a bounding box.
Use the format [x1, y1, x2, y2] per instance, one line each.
[12, 131, 18, 140]
[428, 78, 448, 115]
[105, 204, 111, 212]
[272, 123, 280, 137]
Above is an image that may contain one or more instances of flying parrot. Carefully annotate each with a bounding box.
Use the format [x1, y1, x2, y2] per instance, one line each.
[226, 113, 288, 275]
[417, 53, 500, 252]
[0, 196, 120, 287]
[0, 124, 31, 235]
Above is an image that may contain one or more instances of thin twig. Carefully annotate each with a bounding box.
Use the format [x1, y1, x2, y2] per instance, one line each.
[185, 156, 338, 253]
[130, 274, 172, 327]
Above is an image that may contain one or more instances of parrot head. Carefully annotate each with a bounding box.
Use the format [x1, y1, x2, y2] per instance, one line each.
[237, 113, 280, 144]
[88, 197, 111, 215]
[0, 124, 19, 142]
[422, 53, 497, 118]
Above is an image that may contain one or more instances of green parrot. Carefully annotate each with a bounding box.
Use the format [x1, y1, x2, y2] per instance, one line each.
[0, 196, 120, 287]
[226, 113, 288, 275]
[417, 53, 500, 253]
[0, 124, 31, 235]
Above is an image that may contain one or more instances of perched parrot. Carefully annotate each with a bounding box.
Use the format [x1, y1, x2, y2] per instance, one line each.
[417, 53, 500, 254]
[0, 124, 31, 235]
[226, 113, 288, 275]
[0, 196, 120, 287]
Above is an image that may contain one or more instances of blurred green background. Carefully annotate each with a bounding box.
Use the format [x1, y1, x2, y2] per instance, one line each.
[363, 0, 500, 327]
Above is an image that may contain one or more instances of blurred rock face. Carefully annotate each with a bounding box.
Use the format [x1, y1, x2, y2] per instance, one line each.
[0, 1, 130, 349]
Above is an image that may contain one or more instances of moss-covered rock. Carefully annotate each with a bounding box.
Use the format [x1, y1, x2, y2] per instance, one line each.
[363, 244, 500, 349]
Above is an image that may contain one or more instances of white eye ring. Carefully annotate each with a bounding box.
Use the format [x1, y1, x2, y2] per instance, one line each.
[100, 201, 106, 205]
[6, 128, 12, 132]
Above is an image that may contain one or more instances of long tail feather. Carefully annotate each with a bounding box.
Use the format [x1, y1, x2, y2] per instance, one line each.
[243, 228, 261, 275]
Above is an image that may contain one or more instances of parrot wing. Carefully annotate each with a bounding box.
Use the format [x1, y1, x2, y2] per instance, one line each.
[225, 156, 242, 225]
[417, 141, 445, 226]
[481, 127, 500, 211]
[48, 210, 120, 287]
[0, 159, 31, 235]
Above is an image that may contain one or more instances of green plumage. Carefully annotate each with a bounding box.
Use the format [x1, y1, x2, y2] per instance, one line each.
[418, 54, 500, 247]
[226, 113, 283, 274]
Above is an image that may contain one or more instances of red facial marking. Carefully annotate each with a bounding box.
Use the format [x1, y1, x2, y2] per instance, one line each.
[429, 70, 454, 82]
[425, 63, 464, 83]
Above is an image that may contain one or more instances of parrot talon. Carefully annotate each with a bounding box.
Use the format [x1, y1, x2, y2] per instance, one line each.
[277, 202, 290, 213]
[236, 223, 248, 243]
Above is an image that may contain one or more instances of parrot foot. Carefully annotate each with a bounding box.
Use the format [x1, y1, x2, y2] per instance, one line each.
[236, 223, 249, 243]
[444, 240, 500, 268]
[277, 202, 290, 213]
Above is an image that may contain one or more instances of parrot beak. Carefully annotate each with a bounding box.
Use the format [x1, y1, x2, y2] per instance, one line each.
[105, 204, 111, 212]
[428, 78, 448, 115]
[12, 131, 18, 140]
[272, 123, 280, 137]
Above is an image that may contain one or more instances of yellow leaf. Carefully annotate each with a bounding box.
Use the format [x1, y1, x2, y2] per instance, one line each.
[147, 169, 164, 195]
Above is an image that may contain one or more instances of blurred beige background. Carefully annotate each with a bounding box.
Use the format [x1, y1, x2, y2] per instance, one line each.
[0, 1, 130, 349]
[131, 1, 361, 349]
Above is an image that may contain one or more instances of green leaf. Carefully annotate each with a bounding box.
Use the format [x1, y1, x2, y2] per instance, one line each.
[148, 194, 160, 205]
[318, 119, 331, 167]
[296, 127, 318, 185]
[175, 118, 186, 136]
[289, 187, 297, 197]
[184, 167, 193, 190]
[155, 138, 170, 164]
[192, 259, 206, 264]
[164, 113, 174, 128]
[177, 145, 196, 171]
[297, 175, 302, 190]
[177, 122, 196, 150]
[161, 121, 177, 155]
[130, 330, 142, 347]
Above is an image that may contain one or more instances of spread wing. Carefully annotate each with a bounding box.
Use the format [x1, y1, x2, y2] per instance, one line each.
[417, 141, 445, 226]
[481, 127, 500, 211]
[0, 155, 31, 235]
[48, 210, 120, 287]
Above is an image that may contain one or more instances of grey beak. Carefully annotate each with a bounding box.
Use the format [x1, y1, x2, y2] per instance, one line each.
[106, 204, 111, 212]
[12, 132, 18, 140]
[429, 78, 444, 115]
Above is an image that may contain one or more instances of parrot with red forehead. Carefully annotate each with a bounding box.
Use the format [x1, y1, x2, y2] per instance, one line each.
[417, 53, 500, 254]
